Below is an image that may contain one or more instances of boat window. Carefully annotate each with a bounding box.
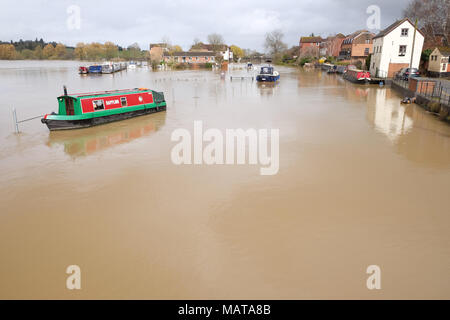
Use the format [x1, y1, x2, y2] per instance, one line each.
[93, 99, 104, 111]
[138, 96, 143, 103]
[120, 97, 127, 107]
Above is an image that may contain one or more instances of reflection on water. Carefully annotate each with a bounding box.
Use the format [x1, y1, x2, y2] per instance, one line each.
[257, 81, 279, 97]
[46, 112, 166, 158]
[367, 88, 413, 142]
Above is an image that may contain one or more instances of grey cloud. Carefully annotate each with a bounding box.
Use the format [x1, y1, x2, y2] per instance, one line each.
[0, 0, 410, 51]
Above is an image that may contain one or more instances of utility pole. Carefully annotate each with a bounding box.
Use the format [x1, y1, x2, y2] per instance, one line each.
[409, 18, 418, 80]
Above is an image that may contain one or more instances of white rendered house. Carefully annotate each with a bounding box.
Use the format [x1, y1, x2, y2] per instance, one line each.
[370, 18, 424, 78]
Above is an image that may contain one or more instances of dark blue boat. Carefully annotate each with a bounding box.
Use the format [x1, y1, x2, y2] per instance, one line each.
[256, 66, 280, 82]
[88, 65, 102, 73]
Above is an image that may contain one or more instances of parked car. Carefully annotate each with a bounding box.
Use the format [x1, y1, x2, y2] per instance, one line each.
[396, 68, 420, 80]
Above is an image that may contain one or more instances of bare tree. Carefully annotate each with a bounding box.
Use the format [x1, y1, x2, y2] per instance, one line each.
[264, 30, 287, 55]
[207, 33, 225, 52]
[403, 0, 450, 46]
[207, 33, 224, 45]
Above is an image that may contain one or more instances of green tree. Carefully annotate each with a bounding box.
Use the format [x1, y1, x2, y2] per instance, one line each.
[33, 45, 43, 59]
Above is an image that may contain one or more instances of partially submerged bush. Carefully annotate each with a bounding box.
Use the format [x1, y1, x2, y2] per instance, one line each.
[428, 101, 441, 113]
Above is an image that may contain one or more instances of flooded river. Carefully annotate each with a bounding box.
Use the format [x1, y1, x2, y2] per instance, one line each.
[0, 61, 449, 299]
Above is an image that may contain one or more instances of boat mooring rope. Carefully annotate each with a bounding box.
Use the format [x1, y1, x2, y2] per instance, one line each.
[16, 114, 45, 123]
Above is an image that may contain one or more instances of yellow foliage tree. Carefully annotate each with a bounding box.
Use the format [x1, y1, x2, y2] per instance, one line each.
[0, 44, 16, 59]
[54, 43, 67, 59]
[74, 43, 86, 60]
[42, 44, 55, 59]
[104, 41, 118, 60]
[230, 45, 243, 62]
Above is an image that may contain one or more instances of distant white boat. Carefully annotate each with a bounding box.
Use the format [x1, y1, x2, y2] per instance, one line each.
[128, 61, 137, 69]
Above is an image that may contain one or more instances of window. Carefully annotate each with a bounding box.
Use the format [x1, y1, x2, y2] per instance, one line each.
[205, 56, 208, 61]
[364, 48, 370, 55]
[373, 62, 375, 68]
[365, 39, 370, 44]
[93, 100, 104, 111]
[399, 45, 407, 56]
[401, 28, 409, 36]
[443, 64, 447, 71]
[138, 96, 143, 103]
[120, 97, 127, 107]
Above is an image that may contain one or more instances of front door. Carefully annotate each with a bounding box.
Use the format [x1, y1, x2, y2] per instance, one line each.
[65, 97, 74, 115]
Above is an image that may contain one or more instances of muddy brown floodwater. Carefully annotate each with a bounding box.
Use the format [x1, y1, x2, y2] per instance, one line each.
[0, 61, 449, 299]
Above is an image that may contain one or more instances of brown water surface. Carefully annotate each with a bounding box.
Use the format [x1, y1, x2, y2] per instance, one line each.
[0, 61, 449, 299]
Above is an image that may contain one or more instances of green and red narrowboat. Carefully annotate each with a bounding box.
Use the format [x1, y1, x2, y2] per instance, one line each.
[41, 87, 166, 130]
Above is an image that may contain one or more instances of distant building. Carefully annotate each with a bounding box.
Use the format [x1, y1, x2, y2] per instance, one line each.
[190, 44, 233, 61]
[338, 30, 374, 64]
[427, 47, 450, 77]
[299, 36, 323, 57]
[163, 51, 216, 64]
[370, 18, 425, 78]
[322, 34, 346, 57]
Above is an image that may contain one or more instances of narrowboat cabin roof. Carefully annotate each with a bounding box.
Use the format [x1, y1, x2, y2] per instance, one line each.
[57, 87, 151, 100]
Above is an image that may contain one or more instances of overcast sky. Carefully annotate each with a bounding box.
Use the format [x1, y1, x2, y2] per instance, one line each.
[1, 0, 411, 51]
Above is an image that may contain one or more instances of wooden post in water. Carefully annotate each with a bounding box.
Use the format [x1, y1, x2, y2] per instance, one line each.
[12, 108, 19, 134]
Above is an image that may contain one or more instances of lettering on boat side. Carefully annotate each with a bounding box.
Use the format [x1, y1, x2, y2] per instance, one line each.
[170, 121, 279, 175]
[366, 265, 381, 290]
[105, 99, 120, 106]
[66, 265, 81, 290]
[178, 304, 271, 317]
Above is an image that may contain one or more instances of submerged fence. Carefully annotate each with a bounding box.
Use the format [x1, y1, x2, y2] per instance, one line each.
[393, 78, 450, 107]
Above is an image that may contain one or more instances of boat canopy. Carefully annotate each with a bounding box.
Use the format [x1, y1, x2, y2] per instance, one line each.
[260, 66, 274, 74]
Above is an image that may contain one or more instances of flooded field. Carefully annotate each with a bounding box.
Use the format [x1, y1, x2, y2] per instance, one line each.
[0, 61, 449, 299]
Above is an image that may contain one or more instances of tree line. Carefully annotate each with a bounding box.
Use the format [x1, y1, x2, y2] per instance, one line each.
[0, 39, 148, 61]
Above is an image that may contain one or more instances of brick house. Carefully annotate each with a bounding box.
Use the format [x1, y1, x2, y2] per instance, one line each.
[190, 44, 233, 61]
[338, 30, 374, 64]
[299, 36, 323, 57]
[322, 34, 346, 57]
[163, 51, 216, 64]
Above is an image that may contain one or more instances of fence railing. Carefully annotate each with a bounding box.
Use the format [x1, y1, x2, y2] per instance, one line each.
[392, 78, 450, 107]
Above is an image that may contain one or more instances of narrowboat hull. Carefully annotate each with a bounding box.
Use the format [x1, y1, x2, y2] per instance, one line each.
[256, 74, 280, 82]
[42, 104, 166, 131]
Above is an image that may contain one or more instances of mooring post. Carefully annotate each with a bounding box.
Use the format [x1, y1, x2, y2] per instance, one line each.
[12, 108, 19, 134]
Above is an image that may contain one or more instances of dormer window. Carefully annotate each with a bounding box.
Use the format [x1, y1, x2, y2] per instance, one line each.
[401, 28, 409, 36]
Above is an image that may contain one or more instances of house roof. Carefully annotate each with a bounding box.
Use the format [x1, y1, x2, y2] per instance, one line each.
[300, 36, 323, 43]
[342, 30, 372, 44]
[436, 47, 450, 56]
[163, 51, 216, 57]
[373, 18, 425, 40]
